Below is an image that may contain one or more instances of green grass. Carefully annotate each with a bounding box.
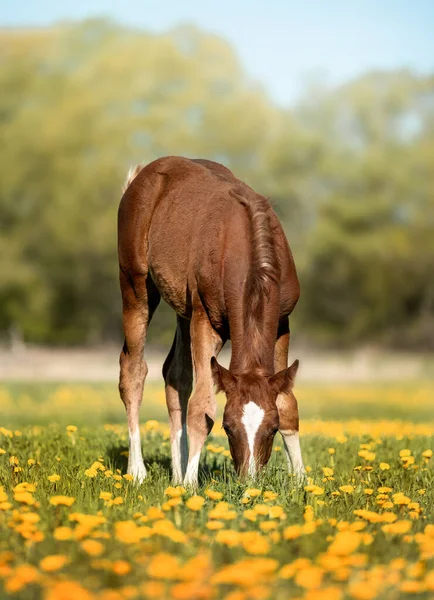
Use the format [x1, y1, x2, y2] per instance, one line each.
[1, 379, 433, 426]
[0, 382, 434, 599]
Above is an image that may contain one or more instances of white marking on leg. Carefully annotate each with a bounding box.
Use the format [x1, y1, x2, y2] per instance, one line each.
[127, 426, 147, 483]
[280, 429, 305, 476]
[241, 401, 265, 477]
[184, 451, 201, 487]
[171, 428, 183, 484]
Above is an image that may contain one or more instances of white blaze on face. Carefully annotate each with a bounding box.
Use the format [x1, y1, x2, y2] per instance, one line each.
[241, 401, 265, 476]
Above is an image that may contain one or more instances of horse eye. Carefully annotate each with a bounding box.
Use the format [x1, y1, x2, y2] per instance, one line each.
[223, 424, 232, 436]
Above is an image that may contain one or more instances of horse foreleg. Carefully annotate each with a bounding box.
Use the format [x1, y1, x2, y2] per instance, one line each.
[274, 317, 305, 476]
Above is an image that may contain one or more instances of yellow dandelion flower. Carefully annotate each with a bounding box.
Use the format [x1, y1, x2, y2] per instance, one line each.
[45, 581, 93, 600]
[245, 488, 262, 498]
[81, 540, 104, 556]
[392, 493, 411, 505]
[164, 486, 186, 498]
[147, 553, 180, 579]
[382, 520, 411, 534]
[49, 495, 75, 507]
[241, 531, 270, 555]
[112, 560, 131, 575]
[39, 554, 69, 572]
[205, 489, 223, 501]
[13, 491, 35, 505]
[279, 558, 311, 579]
[147, 507, 165, 520]
[379, 462, 390, 470]
[339, 485, 354, 494]
[84, 468, 98, 478]
[208, 502, 237, 521]
[47, 474, 60, 482]
[243, 509, 257, 522]
[263, 491, 278, 502]
[115, 521, 142, 544]
[295, 566, 324, 590]
[216, 530, 241, 548]
[269, 506, 285, 519]
[328, 531, 361, 555]
[248, 504, 265, 517]
[212, 558, 278, 586]
[305, 485, 324, 496]
[358, 450, 375, 461]
[283, 525, 302, 540]
[206, 520, 224, 530]
[422, 449, 432, 458]
[53, 526, 73, 541]
[186, 496, 205, 511]
[141, 582, 165, 598]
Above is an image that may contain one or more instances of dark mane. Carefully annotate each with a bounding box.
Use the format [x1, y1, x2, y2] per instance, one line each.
[229, 187, 281, 371]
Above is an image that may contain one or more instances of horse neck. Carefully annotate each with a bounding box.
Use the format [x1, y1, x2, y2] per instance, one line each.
[229, 281, 280, 376]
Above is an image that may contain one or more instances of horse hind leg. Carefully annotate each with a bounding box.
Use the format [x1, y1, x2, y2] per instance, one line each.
[119, 270, 160, 483]
[184, 308, 224, 487]
[163, 317, 192, 484]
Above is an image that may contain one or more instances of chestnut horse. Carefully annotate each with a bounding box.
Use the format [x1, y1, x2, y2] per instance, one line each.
[118, 156, 304, 485]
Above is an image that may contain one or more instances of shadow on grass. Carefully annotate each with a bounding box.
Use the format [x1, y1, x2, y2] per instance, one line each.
[105, 442, 223, 486]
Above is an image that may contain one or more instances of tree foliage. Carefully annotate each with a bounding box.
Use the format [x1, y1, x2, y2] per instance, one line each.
[1, 20, 433, 347]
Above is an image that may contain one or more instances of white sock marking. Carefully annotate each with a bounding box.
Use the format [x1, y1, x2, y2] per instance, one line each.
[128, 426, 147, 483]
[241, 401, 265, 476]
[171, 428, 186, 484]
[184, 451, 201, 486]
[280, 429, 305, 476]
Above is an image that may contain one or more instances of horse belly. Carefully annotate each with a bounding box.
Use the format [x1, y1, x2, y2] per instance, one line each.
[147, 209, 193, 317]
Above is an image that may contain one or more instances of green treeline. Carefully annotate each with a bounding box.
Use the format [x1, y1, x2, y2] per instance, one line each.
[1, 19, 433, 347]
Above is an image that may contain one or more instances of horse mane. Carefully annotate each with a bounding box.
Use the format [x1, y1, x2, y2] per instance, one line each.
[229, 187, 280, 370]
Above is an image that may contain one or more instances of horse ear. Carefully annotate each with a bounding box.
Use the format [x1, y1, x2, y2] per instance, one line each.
[269, 359, 299, 395]
[210, 357, 236, 394]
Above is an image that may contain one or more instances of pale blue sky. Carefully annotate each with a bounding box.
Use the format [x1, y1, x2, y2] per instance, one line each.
[2, 0, 434, 105]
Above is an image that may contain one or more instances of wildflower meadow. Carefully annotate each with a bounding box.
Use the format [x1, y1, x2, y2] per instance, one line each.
[0, 381, 433, 600]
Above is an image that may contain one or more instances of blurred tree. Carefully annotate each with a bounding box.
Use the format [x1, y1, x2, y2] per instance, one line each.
[0, 19, 275, 344]
[297, 72, 434, 347]
[0, 21, 433, 348]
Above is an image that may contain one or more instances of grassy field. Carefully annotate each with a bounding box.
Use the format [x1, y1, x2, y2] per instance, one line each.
[1, 381, 434, 600]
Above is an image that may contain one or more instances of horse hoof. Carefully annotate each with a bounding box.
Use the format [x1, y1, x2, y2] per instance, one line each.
[128, 463, 147, 484]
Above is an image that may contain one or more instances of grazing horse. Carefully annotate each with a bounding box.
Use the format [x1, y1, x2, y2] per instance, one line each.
[118, 156, 304, 486]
